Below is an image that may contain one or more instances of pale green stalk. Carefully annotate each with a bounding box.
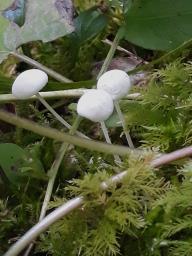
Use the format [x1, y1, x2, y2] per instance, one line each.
[0, 91, 140, 104]
[100, 121, 121, 163]
[0, 110, 134, 156]
[97, 30, 121, 79]
[11, 52, 72, 83]
[114, 101, 134, 148]
[36, 93, 88, 139]
[39, 116, 82, 221]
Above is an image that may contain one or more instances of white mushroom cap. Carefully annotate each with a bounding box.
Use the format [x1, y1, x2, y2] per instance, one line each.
[77, 89, 114, 122]
[12, 69, 48, 99]
[97, 69, 131, 100]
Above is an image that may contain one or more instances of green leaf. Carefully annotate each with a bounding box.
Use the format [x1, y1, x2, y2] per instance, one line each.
[72, 9, 108, 45]
[68, 9, 107, 62]
[105, 112, 121, 128]
[4, 0, 74, 50]
[0, 74, 95, 94]
[122, 0, 192, 51]
[0, 143, 46, 185]
[0, 143, 28, 184]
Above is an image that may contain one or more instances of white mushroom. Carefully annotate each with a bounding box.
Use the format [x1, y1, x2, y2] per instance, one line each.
[97, 69, 131, 100]
[97, 69, 134, 148]
[11, 69, 87, 139]
[12, 69, 48, 99]
[77, 89, 120, 163]
[77, 89, 114, 122]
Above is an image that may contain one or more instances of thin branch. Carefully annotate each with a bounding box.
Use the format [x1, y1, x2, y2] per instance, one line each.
[114, 101, 134, 148]
[4, 145, 192, 256]
[11, 52, 72, 83]
[102, 38, 146, 63]
[97, 31, 122, 79]
[0, 110, 136, 156]
[4, 197, 84, 256]
[39, 116, 82, 221]
[100, 121, 121, 163]
[0, 91, 141, 103]
[36, 93, 88, 139]
[151, 146, 192, 168]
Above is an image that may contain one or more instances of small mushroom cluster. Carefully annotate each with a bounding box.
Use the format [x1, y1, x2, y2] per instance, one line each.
[77, 69, 131, 122]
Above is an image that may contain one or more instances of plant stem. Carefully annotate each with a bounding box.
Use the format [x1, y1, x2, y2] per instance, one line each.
[100, 121, 121, 163]
[36, 93, 88, 139]
[4, 145, 192, 256]
[114, 101, 134, 148]
[0, 91, 141, 104]
[0, 110, 135, 156]
[39, 116, 82, 220]
[97, 31, 121, 79]
[11, 51, 72, 83]
[4, 197, 84, 256]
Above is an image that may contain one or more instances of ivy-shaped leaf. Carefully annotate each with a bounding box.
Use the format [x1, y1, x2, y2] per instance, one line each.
[0, 0, 74, 64]
[4, 0, 74, 50]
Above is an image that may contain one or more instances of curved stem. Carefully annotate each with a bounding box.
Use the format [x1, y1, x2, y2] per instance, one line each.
[151, 146, 192, 167]
[100, 121, 121, 163]
[4, 197, 84, 256]
[11, 52, 72, 83]
[4, 145, 192, 256]
[36, 93, 88, 139]
[114, 101, 134, 148]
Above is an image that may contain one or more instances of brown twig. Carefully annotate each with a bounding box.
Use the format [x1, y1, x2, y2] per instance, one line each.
[151, 146, 192, 168]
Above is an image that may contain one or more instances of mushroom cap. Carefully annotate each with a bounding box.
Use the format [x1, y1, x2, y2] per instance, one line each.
[97, 69, 131, 100]
[12, 69, 48, 99]
[77, 89, 114, 122]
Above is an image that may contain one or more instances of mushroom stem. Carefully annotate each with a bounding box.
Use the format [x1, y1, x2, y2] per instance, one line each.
[100, 121, 121, 163]
[36, 93, 88, 139]
[114, 100, 134, 149]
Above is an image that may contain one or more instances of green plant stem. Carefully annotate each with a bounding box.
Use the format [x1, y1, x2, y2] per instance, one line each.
[4, 145, 192, 256]
[39, 116, 82, 221]
[97, 31, 121, 79]
[0, 91, 141, 104]
[100, 121, 121, 163]
[11, 51, 72, 83]
[114, 101, 134, 148]
[0, 110, 135, 155]
[36, 93, 88, 139]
